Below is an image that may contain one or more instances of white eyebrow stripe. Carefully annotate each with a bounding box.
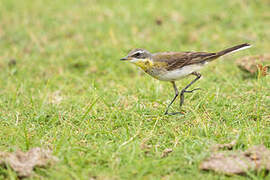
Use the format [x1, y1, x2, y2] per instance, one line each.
[132, 50, 144, 55]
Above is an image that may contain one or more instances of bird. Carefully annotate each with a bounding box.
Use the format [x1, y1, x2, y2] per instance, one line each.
[120, 43, 251, 115]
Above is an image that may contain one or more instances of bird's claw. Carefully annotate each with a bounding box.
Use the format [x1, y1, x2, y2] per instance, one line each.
[183, 88, 201, 93]
[164, 111, 185, 116]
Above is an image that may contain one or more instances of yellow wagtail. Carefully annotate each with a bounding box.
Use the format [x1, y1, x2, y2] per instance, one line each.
[121, 43, 251, 115]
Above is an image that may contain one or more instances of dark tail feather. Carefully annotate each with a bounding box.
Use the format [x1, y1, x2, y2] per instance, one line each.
[217, 43, 251, 56]
[205, 43, 251, 61]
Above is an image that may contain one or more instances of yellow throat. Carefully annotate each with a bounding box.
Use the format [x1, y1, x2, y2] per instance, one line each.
[133, 58, 154, 71]
[132, 58, 167, 72]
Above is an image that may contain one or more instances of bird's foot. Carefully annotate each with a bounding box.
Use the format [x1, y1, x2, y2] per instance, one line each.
[183, 88, 201, 93]
[164, 111, 185, 116]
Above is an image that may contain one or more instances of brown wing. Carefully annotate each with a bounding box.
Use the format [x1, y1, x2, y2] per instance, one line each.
[152, 52, 217, 71]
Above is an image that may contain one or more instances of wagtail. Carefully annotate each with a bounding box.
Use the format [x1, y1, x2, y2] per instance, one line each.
[121, 43, 251, 115]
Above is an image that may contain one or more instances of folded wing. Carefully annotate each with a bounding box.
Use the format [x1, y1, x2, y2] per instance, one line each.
[153, 52, 217, 71]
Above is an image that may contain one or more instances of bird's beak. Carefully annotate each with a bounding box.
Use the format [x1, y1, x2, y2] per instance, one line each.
[120, 56, 129, 61]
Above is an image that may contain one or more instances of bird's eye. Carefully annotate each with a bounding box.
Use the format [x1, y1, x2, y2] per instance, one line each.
[133, 52, 141, 57]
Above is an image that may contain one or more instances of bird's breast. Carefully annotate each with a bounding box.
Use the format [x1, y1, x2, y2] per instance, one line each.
[147, 64, 205, 81]
[145, 68, 166, 79]
[134, 60, 204, 81]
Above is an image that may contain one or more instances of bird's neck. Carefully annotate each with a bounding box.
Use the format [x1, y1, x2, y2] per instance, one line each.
[133, 59, 167, 72]
[133, 58, 154, 71]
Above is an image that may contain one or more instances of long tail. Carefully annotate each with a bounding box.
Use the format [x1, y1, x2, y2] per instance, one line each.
[217, 43, 251, 56]
[206, 43, 251, 61]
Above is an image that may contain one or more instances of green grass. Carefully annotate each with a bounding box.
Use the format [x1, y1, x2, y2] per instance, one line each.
[0, 0, 270, 179]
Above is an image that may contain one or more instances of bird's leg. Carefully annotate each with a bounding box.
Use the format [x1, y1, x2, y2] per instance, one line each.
[164, 81, 179, 115]
[180, 72, 201, 107]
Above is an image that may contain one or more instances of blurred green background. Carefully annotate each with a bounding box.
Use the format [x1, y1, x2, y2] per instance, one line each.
[0, 0, 269, 179]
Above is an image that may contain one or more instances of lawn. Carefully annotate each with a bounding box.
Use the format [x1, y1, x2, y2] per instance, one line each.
[0, 0, 270, 179]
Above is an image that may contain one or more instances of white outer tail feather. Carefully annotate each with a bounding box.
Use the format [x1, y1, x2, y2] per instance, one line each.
[226, 44, 252, 55]
[219, 44, 252, 57]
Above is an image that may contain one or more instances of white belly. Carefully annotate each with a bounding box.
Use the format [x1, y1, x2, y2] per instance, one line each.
[155, 64, 205, 81]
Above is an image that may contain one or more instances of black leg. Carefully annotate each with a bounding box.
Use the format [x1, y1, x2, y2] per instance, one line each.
[180, 72, 201, 107]
[164, 81, 179, 115]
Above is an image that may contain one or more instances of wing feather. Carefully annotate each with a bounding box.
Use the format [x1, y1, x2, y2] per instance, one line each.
[152, 52, 217, 70]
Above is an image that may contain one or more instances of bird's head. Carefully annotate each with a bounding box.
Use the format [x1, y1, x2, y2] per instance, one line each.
[120, 49, 153, 70]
